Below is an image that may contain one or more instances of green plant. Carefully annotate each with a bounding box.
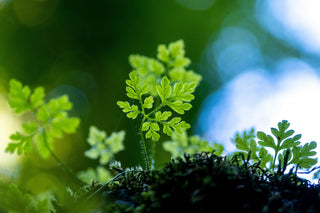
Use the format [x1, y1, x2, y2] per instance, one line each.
[233, 120, 317, 172]
[6, 79, 81, 181]
[163, 130, 224, 158]
[117, 40, 202, 169]
[1, 183, 55, 213]
[77, 126, 125, 183]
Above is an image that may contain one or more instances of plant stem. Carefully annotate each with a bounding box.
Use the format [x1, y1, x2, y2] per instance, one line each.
[41, 129, 85, 185]
[140, 118, 150, 170]
[151, 141, 156, 169]
[272, 138, 281, 172]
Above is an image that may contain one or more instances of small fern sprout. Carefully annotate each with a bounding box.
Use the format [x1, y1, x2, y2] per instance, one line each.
[233, 120, 318, 173]
[117, 40, 202, 170]
[78, 126, 125, 184]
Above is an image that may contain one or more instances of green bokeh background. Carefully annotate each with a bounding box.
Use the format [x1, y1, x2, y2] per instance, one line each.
[0, 0, 255, 194]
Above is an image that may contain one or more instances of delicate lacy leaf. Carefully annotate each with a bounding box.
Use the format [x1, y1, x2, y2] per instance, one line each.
[143, 122, 160, 141]
[290, 141, 317, 168]
[30, 87, 45, 109]
[233, 120, 318, 172]
[162, 117, 190, 136]
[171, 82, 196, 102]
[129, 55, 164, 76]
[143, 96, 154, 109]
[7, 79, 80, 158]
[156, 76, 171, 103]
[155, 111, 172, 121]
[257, 131, 276, 149]
[6, 132, 32, 155]
[169, 68, 202, 84]
[9, 79, 32, 113]
[4, 183, 55, 213]
[84, 126, 125, 165]
[117, 101, 140, 119]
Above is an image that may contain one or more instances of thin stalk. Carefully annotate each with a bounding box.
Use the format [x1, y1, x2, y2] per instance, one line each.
[41, 129, 85, 185]
[140, 118, 150, 170]
[271, 138, 281, 172]
[150, 141, 156, 169]
[86, 171, 126, 201]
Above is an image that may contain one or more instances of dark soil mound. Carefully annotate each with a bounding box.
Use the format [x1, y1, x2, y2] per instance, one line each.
[74, 153, 320, 213]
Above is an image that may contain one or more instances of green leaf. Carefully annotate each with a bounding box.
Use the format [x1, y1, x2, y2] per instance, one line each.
[234, 134, 250, 152]
[162, 117, 190, 136]
[129, 55, 164, 76]
[30, 87, 45, 109]
[35, 132, 51, 158]
[84, 126, 125, 165]
[146, 128, 160, 141]
[9, 79, 31, 113]
[280, 138, 300, 149]
[6, 132, 32, 155]
[169, 40, 185, 58]
[156, 76, 171, 103]
[126, 71, 140, 88]
[143, 96, 154, 109]
[48, 95, 72, 116]
[87, 126, 106, 146]
[105, 130, 125, 153]
[171, 81, 196, 102]
[117, 101, 140, 119]
[257, 131, 276, 149]
[22, 121, 38, 134]
[7, 79, 81, 159]
[291, 141, 317, 168]
[144, 122, 160, 141]
[51, 116, 80, 136]
[4, 183, 55, 213]
[142, 122, 150, 131]
[126, 86, 139, 99]
[36, 105, 50, 122]
[167, 101, 192, 114]
[259, 147, 273, 168]
[155, 111, 172, 121]
[157, 44, 170, 62]
[271, 128, 279, 138]
[169, 68, 202, 84]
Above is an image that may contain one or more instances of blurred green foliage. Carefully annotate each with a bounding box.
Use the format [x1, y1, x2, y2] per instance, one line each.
[0, 0, 246, 204]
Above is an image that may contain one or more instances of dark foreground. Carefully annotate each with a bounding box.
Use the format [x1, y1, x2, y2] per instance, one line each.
[62, 153, 320, 213]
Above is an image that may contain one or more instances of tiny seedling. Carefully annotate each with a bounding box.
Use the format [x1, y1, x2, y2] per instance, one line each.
[117, 40, 202, 169]
[77, 126, 125, 183]
[233, 120, 317, 172]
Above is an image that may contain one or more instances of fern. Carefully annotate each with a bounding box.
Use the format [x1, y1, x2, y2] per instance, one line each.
[233, 120, 317, 172]
[2, 183, 55, 213]
[6, 79, 81, 183]
[78, 126, 125, 183]
[117, 40, 202, 169]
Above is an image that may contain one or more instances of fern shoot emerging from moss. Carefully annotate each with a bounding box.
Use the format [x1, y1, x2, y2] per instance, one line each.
[233, 120, 317, 173]
[78, 126, 125, 183]
[117, 40, 202, 170]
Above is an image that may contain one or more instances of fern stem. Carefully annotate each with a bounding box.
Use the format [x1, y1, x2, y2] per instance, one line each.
[41, 129, 85, 185]
[140, 118, 151, 170]
[272, 138, 281, 172]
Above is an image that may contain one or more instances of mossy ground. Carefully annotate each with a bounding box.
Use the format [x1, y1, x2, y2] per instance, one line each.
[67, 153, 320, 213]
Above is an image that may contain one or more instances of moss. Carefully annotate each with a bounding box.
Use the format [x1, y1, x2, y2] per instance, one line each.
[78, 152, 320, 212]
